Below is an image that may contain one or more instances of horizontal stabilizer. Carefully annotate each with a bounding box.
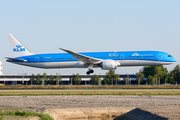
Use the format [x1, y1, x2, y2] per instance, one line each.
[5, 57, 27, 62]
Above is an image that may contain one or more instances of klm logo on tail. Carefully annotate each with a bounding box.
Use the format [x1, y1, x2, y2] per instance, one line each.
[13, 45, 25, 52]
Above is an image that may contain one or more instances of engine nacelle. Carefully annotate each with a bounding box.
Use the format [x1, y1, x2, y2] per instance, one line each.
[101, 60, 120, 70]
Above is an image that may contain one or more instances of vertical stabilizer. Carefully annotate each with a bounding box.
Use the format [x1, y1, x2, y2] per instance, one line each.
[6, 34, 33, 57]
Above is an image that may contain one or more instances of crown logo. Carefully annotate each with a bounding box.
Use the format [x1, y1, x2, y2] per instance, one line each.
[132, 53, 139, 56]
[16, 45, 22, 48]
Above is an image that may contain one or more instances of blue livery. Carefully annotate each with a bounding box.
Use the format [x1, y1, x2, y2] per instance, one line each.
[5, 34, 176, 75]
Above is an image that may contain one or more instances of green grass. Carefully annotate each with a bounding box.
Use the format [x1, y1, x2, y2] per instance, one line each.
[0, 108, 53, 120]
[0, 89, 179, 96]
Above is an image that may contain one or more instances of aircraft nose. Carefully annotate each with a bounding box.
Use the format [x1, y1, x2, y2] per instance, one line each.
[172, 57, 176, 62]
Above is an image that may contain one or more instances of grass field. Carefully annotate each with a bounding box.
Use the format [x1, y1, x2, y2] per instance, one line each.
[0, 89, 180, 96]
[0, 85, 180, 89]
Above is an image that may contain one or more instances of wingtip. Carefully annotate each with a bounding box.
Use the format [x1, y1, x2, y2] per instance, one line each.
[4, 57, 10, 59]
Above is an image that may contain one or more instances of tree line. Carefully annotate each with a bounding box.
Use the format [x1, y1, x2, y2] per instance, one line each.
[29, 65, 180, 85]
[30, 73, 62, 85]
[90, 70, 120, 85]
[29, 70, 120, 85]
[143, 65, 180, 85]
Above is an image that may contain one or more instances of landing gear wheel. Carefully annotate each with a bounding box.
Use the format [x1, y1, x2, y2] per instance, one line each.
[90, 70, 94, 73]
[86, 71, 90, 75]
[86, 69, 94, 75]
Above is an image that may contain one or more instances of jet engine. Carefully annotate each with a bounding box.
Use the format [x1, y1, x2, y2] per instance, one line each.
[100, 60, 120, 70]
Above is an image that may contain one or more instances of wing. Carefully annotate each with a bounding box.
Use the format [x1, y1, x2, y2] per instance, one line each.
[5, 57, 27, 62]
[59, 48, 102, 64]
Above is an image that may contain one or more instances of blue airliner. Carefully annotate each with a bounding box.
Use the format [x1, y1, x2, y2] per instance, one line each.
[5, 34, 176, 75]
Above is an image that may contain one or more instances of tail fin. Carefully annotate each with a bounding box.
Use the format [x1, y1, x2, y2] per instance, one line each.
[6, 34, 33, 57]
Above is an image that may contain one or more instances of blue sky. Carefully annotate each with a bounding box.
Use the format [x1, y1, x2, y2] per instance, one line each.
[0, 0, 180, 75]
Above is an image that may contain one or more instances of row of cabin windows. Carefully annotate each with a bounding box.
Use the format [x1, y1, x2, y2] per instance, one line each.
[43, 58, 53, 60]
[45, 57, 120, 60]
[129, 56, 155, 58]
[96, 56, 120, 58]
[38, 54, 173, 61]
[55, 58, 75, 60]
[42, 54, 173, 60]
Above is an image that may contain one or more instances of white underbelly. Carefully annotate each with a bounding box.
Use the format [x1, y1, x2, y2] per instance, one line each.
[14, 61, 86, 69]
[119, 60, 172, 66]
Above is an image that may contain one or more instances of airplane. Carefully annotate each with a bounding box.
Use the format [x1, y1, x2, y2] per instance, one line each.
[5, 34, 176, 75]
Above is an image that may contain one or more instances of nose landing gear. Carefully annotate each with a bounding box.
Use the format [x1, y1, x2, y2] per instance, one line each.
[86, 69, 94, 75]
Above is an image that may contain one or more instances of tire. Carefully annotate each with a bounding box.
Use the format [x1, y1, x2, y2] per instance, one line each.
[90, 70, 94, 73]
[86, 71, 90, 75]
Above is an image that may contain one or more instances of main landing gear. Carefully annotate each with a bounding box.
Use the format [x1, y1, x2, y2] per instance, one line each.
[86, 63, 94, 75]
[86, 69, 94, 75]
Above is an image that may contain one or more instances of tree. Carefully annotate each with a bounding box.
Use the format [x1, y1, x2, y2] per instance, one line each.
[42, 73, 47, 85]
[103, 70, 120, 85]
[143, 66, 168, 77]
[136, 70, 144, 85]
[30, 74, 35, 85]
[103, 72, 111, 85]
[147, 75, 154, 85]
[55, 74, 62, 85]
[44, 79, 48, 85]
[36, 74, 41, 85]
[90, 74, 100, 85]
[71, 74, 81, 85]
[49, 75, 54, 85]
[155, 66, 167, 84]
[143, 66, 168, 84]
[124, 75, 130, 85]
[172, 65, 180, 84]
[163, 65, 180, 84]
[142, 66, 157, 78]
[168, 72, 175, 84]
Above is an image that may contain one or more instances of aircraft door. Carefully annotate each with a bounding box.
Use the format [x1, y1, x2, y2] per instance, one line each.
[159, 53, 163, 60]
[121, 54, 125, 60]
[35, 57, 39, 62]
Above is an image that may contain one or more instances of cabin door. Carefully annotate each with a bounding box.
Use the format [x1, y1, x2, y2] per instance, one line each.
[121, 54, 125, 60]
[35, 57, 39, 62]
[159, 54, 163, 60]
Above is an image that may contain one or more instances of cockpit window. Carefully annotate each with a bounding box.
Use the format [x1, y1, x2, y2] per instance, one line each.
[168, 55, 172, 57]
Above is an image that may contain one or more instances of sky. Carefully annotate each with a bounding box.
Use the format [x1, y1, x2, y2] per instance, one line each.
[0, 0, 180, 75]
